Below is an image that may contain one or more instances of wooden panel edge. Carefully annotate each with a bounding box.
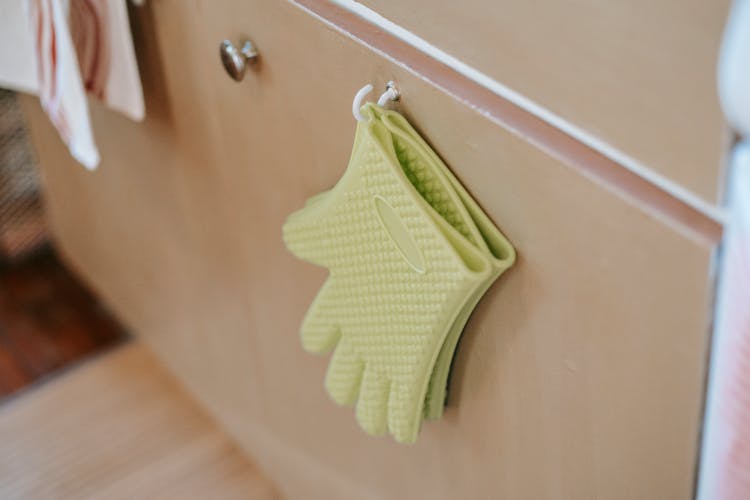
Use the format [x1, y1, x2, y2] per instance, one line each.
[291, 0, 724, 247]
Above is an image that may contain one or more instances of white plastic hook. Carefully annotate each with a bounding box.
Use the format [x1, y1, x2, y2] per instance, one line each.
[352, 84, 373, 121]
[378, 81, 401, 106]
[353, 82, 401, 121]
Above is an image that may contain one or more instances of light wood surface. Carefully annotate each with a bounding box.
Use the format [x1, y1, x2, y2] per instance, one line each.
[293, 0, 722, 244]
[359, 0, 730, 205]
[0, 342, 278, 499]
[21, 0, 717, 498]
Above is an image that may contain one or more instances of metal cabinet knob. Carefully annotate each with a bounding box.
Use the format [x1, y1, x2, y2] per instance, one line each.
[219, 39, 259, 82]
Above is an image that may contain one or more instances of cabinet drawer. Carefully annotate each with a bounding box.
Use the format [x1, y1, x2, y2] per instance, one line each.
[24, 0, 715, 498]
[351, 0, 729, 204]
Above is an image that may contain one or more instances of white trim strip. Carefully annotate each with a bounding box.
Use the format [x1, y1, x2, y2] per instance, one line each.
[329, 0, 726, 225]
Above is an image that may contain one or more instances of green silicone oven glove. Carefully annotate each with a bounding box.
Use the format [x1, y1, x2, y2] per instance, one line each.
[283, 103, 515, 443]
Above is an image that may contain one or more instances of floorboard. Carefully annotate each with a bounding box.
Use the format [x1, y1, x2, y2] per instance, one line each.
[0, 342, 279, 499]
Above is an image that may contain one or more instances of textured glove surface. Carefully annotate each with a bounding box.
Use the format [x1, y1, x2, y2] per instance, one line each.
[283, 104, 514, 443]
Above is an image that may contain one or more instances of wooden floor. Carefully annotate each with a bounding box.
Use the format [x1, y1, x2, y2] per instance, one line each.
[0, 342, 279, 499]
[0, 248, 126, 399]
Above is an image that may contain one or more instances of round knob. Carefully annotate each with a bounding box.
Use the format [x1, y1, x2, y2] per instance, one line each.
[219, 39, 259, 82]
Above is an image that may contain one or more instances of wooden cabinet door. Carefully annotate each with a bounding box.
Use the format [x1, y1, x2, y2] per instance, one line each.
[186, 1, 715, 498]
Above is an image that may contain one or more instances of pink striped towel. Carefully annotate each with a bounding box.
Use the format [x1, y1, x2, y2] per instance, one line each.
[699, 143, 750, 499]
[0, 0, 144, 170]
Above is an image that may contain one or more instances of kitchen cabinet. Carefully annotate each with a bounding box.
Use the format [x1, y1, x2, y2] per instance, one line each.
[21, 1, 721, 498]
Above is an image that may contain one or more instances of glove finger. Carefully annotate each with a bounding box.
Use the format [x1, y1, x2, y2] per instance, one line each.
[355, 366, 390, 436]
[388, 381, 421, 444]
[325, 338, 364, 406]
[300, 280, 341, 353]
